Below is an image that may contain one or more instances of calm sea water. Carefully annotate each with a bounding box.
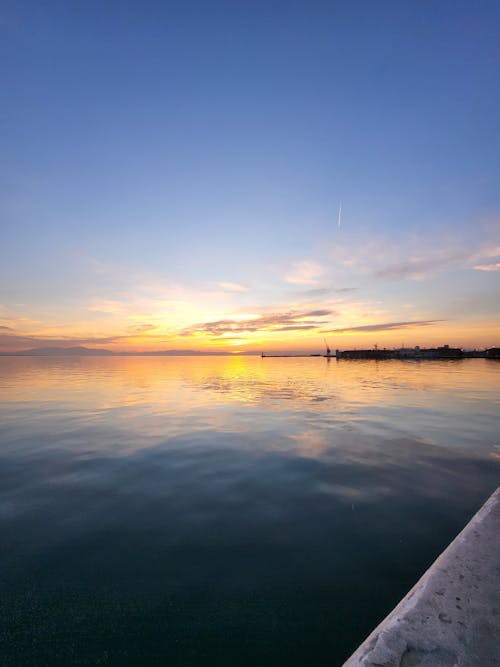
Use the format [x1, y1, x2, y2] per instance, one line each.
[0, 356, 499, 665]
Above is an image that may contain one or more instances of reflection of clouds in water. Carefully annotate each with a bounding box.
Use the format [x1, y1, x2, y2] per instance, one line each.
[189, 374, 336, 408]
[2, 427, 498, 530]
[1, 357, 500, 665]
[2, 358, 499, 437]
[1, 400, 499, 666]
[290, 429, 330, 458]
[317, 482, 394, 500]
[1, 356, 499, 513]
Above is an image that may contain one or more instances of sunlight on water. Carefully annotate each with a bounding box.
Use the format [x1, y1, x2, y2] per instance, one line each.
[0, 357, 499, 665]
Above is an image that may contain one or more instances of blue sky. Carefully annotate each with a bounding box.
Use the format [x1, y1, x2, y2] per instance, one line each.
[1, 1, 499, 351]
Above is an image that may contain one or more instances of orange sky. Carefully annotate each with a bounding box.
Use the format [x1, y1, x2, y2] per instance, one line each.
[1, 3, 500, 355]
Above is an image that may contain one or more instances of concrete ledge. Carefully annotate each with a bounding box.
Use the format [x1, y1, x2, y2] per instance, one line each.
[343, 487, 500, 667]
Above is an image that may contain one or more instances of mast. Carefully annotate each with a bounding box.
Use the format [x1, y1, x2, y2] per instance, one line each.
[324, 338, 331, 357]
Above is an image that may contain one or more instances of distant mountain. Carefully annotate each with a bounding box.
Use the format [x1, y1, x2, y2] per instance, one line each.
[136, 349, 260, 356]
[0, 347, 261, 356]
[6, 346, 114, 356]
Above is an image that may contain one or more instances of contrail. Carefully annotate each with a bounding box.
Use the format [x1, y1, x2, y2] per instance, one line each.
[337, 202, 342, 228]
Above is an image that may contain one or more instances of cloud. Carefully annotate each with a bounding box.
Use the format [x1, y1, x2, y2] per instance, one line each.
[286, 261, 325, 285]
[298, 286, 357, 297]
[0, 325, 14, 331]
[374, 243, 500, 281]
[216, 282, 250, 292]
[0, 333, 127, 351]
[273, 325, 318, 331]
[473, 263, 500, 272]
[375, 250, 469, 280]
[303, 309, 332, 317]
[324, 319, 444, 334]
[183, 308, 335, 338]
[127, 323, 158, 334]
[86, 300, 129, 314]
[299, 288, 331, 297]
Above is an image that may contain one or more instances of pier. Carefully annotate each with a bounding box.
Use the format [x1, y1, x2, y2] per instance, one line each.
[343, 487, 500, 666]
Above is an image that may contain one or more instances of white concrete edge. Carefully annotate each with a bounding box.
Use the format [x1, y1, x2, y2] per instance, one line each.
[343, 486, 500, 666]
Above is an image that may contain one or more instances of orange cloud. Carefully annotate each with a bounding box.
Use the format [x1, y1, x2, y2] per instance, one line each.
[474, 263, 500, 272]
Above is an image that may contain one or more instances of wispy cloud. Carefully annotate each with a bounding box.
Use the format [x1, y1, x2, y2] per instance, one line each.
[375, 250, 470, 280]
[183, 308, 335, 337]
[285, 261, 325, 285]
[216, 282, 250, 292]
[85, 299, 130, 315]
[374, 243, 500, 281]
[0, 333, 127, 351]
[324, 319, 444, 334]
[297, 286, 357, 297]
[126, 323, 158, 334]
[473, 263, 500, 272]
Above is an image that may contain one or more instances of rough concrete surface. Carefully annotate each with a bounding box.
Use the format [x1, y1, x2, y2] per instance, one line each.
[343, 487, 500, 666]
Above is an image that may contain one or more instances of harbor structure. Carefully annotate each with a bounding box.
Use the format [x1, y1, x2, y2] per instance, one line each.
[260, 345, 499, 360]
[344, 488, 500, 666]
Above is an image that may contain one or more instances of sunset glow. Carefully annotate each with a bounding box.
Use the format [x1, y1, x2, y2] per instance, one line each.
[1, 3, 499, 354]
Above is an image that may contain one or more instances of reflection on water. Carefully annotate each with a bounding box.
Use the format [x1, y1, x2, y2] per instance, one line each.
[0, 357, 499, 665]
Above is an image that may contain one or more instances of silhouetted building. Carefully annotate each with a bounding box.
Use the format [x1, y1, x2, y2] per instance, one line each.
[335, 345, 466, 360]
[435, 345, 463, 358]
[338, 349, 394, 360]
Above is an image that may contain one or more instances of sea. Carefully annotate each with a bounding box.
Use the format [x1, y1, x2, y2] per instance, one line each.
[0, 355, 499, 665]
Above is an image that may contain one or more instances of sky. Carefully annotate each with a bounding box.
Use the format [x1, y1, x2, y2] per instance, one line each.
[1, 0, 499, 353]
